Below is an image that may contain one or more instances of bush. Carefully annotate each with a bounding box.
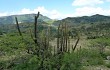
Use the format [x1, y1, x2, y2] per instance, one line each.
[105, 63, 110, 68]
[79, 48, 104, 66]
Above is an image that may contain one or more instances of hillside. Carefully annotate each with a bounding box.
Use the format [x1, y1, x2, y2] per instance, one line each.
[0, 14, 51, 24]
[53, 14, 110, 26]
[0, 13, 110, 70]
[1, 14, 110, 25]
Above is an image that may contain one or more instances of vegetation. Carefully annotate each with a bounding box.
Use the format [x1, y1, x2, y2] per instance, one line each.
[0, 12, 110, 70]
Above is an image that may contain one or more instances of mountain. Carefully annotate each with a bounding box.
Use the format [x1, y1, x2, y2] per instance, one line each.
[0, 14, 51, 24]
[53, 14, 110, 26]
[1, 14, 110, 25]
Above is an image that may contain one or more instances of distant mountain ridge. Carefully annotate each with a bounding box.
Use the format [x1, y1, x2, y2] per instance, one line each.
[0, 14, 51, 24]
[53, 14, 110, 26]
[1, 14, 110, 25]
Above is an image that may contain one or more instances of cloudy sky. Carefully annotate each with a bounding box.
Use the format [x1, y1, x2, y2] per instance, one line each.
[0, 0, 110, 19]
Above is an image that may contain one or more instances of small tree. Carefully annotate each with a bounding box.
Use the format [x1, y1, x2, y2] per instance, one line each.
[90, 38, 110, 55]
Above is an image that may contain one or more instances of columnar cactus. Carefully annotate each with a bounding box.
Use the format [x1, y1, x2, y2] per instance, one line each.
[15, 17, 23, 37]
[34, 12, 40, 44]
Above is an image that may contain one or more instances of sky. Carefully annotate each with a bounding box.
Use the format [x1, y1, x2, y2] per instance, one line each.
[0, 0, 110, 19]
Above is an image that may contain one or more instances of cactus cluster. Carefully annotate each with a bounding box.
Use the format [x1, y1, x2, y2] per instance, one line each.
[15, 12, 80, 69]
[15, 12, 80, 55]
[56, 22, 80, 54]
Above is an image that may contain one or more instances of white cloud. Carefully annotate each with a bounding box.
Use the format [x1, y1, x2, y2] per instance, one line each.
[0, 12, 8, 16]
[48, 10, 62, 19]
[72, 0, 104, 6]
[73, 6, 110, 16]
[34, 6, 48, 14]
[18, 7, 48, 15]
[17, 7, 73, 19]
[16, 6, 66, 19]
[0, 6, 64, 19]
[72, 0, 110, 17]
[19, 8, 33, 14]
[1, 6, 110, 19]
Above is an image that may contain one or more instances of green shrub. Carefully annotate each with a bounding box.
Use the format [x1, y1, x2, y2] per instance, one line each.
[61, 51, 82, 70]
[79, 48, 104, 66]
[105, 63, 110, 68]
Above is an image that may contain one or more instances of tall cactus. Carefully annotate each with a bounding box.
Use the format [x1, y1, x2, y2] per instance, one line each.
[34, 12, 40, 44]
[65, 22, 68, 52]
[72, 32, 80, 52]
[57, 23, 60, 53]
[56, 22, 80, 54]
[15, 17, 22, 37]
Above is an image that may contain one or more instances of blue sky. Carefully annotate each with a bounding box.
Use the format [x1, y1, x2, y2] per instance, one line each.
[0, 0, 110, 19]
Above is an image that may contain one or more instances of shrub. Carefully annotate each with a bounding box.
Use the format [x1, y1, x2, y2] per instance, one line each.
[105, 63, 110, 68]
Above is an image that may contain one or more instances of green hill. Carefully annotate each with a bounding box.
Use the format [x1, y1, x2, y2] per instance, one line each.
[0, 14, 51, 24]
[53, 14, 110, 26]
